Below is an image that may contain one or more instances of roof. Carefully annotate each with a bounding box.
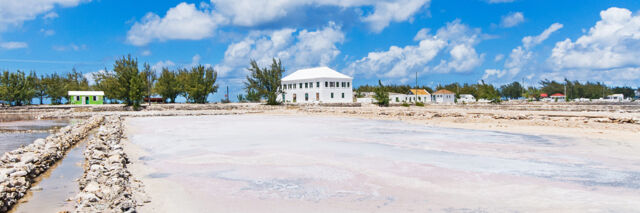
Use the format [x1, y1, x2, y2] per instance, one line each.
[409, 89, 430, 95]
[68, 91, 104, 96]
[433, 89, 455, 95]
[550, 93, 565, 97]
[608, 94, 624, 97]
[282, 67, 352, 81]
[540, 93, 548, 97]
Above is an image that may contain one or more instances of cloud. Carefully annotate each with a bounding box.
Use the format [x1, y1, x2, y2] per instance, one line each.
[483, 22, 563, 81]
[127, 2, 227, 46]
[151, 60, 176, 71]
[40, 28, 56, 36]
[131, 0, 429, 45]
[550, 7, 640, 70]
[212, 0, 429, 32]
[0, 41, 28, 49]
[500, 12, 524, 28]
[346, 19, 484, 79]
[0, 0, 86, 32]
[43, 12, 59, 20]
[52, 43, 87, 51]
[361, 0, 431, 33]
[522, 23, 563, 49]
[494, 54, 504, 62]
[544, 7, 640, 83]
[215, 22, 344, 77]
[141, 50, 151, 56]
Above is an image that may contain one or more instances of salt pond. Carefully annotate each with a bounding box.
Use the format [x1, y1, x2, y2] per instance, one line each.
[0, 119, 70, 154]
[126, 114, 640, 212]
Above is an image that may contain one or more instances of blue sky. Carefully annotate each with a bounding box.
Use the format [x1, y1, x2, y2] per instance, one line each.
[1, 0, 639, 102]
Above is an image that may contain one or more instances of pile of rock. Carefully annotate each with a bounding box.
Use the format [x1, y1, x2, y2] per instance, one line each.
[0, 116, 104, 212]
[75, 116, 145, 212]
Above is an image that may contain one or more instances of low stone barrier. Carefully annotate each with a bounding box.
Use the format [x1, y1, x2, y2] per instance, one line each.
[0, 115, 104, 212]
[75, 116, 145, 212]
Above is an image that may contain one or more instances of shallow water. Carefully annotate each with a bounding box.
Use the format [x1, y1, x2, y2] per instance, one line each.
[9, 131, 91, 213]
[127, 114, 640, 212]
[0, 119, 70, 154]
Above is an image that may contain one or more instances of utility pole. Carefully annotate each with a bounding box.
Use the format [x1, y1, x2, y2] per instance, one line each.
[564, 84, 567, 101]
[415, 72, 418, 102]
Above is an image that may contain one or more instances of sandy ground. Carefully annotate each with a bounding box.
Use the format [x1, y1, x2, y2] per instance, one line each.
[124, 114, 640, 212]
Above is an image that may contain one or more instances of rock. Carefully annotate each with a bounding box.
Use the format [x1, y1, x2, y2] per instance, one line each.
[9, 171, 27, 177]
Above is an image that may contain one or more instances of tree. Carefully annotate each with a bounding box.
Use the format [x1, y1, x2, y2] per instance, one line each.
[179, 65, 218, 103]
[611, 86, 635, 98]
[43, 73, 67, 104]
[91, 68, 118, 103]
[113, 55, 145, 107]
[237, 94, 246, 103]
[244, 88, 261, 102]
[373, 80, 389, 107]
[475, 80, 500, 103]
[244, 59, 284, 105]
[0, 70, 35, 106]
[140, 63, 156, 104]
[154, 68, 180, 103]
[33, 73, 47, 104]
[500, 81, 524, 99]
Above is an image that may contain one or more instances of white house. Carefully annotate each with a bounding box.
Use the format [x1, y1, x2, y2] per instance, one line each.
[388, 89, 431, 104]
[459, 94, 476, 103]
[279, 67, 353, 103]
[433, 89, 455, 104]
[606, 94, 624, 102]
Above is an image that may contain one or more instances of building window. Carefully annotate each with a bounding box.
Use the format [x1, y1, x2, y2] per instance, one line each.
[299, 83, 303, 88]
[309, 82, 313, 88]
[335, 82, 339, 87]
[330, 82, 334, 87]
[93, 96, 97, 101]
[75, 96, 79, 101]
[305, 93, 309, 101]
[347, 82, 350, 88]
[316, 82, 320, 88]
[396, 97, 399, 102]
[305, 83, 308, 88]
[341, 82, 345, 87]
[325, 82, 328, 87]
[341, 93, 344, 98]
[331, 93, 334, 98]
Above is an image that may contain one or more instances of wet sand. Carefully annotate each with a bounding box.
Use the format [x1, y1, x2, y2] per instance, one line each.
[124, 114, 640, 212]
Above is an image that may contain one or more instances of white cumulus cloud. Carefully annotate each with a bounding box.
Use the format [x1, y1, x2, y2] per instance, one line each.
[346, 20, 484, 79]
[500, 12, 524, 28]
[0, 0, 86, 32]
[0, 41, 28, 49]
[127, 2, 227, 46]
[483, 22, 563, 81]
[215, 22, 345, 77]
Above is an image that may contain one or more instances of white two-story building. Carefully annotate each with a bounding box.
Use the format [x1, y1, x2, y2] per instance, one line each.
[279, 67, 353, 103]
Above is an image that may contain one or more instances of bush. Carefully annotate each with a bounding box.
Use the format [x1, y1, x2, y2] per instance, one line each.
[415, 102, 424, 107]
[401, 102, 410, 107]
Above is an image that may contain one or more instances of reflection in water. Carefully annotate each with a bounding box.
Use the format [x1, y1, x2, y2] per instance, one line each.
[0, 119, 71, 154]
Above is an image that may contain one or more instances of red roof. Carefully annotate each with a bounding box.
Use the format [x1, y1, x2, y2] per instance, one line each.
[540, 93, 548, 97]
[550, 93, 565, 97]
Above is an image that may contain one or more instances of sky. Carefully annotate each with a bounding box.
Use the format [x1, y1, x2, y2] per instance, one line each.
[1, 0, 640, 102]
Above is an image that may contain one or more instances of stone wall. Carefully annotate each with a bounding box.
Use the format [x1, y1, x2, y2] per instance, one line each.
[74, 116, 145, 212]
[0, 116, 104, 212]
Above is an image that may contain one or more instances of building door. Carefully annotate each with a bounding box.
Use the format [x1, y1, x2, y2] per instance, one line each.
[305, 93, 309, 101]
[81, 96, 86, 105]
[86, 97, 90, 104]
[316, 93, 319, 101]
[293, 94, 297, 103]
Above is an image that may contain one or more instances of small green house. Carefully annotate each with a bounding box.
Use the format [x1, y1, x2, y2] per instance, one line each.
[68, 91, 104, 105]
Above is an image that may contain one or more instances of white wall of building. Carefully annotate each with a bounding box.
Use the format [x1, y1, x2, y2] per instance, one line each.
[433, 94, 455, 104]
[279, 78, 353, 103]
[389, 94, 431, 103]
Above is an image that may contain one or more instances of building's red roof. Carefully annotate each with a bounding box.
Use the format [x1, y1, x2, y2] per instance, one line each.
[550, 93, 565, 97]
[540, 93, 548, 97]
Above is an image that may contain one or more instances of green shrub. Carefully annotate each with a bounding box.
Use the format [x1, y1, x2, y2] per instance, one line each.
[415, 102, 424, 107]
[401, 102, 410, 107]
